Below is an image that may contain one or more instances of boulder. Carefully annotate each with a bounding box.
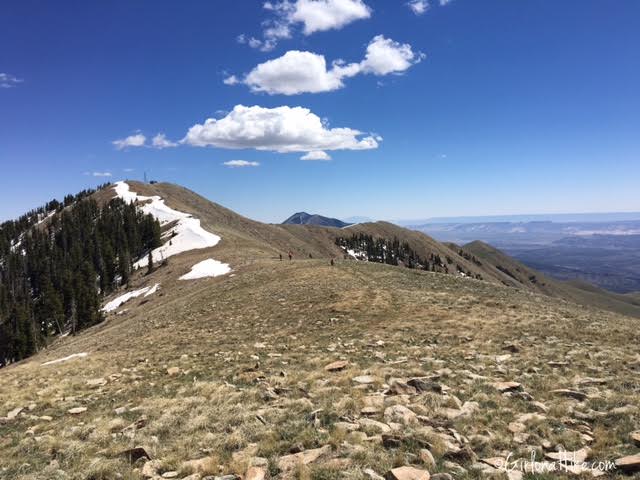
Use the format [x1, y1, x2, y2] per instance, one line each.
[166, 367, 180, 376]
[384, 466, 430, 480]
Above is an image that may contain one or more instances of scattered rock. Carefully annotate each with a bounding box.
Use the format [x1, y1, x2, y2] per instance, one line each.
[363, 468, 385, 480]
[358, 418, 392, 433]
[430, 475, 453, 480]
[6, 407, 23, 420]
[382, 434, 403, 449]
[517, 413, 546, 424]
[384, 405, 417, 425]
[631, 431, 640, 447]
[387, 380, 417, 396]
[161, 472, 179, 479]
[531, 401, 549, 413]
[67, 407, 87, 415]
[245, 466, 266, 480]
[142, 459, 162, 478]
[335, 421, 360, 431]
[384, 466, 430, 480]
[183, 456, 216, 474]
[508, 422, 526, 434]
[551, 389, 587, 401]
[277, 445, 331, 472]
[545, 447, 590, 464]
[419, 449, 436, 469]
[481, 457, 507, 469]
[361, 406, 380, 416]
[491, 381, 522, 393]
[407, 378, 443, 393]
[119, 446, 151, 464]
[610, 404, 637, 416]
[86, 377, 107, 387]
[615, 454, 640, 473]
[324, 360, 348, 372]
[353, 375, 376, 384]
[166, 367, 180, 376]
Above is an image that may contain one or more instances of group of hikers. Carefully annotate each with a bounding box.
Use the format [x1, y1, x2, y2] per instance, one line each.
[279, 251, 335, 266]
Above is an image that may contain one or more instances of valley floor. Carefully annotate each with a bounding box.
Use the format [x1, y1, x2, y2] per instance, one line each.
[1, 260, 639, 479]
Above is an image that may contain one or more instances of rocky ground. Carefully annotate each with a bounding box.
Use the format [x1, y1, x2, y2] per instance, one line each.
[1, 260, 640, 480]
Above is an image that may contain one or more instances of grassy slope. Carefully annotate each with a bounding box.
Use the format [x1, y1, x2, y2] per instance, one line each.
[2, 259, 639, 479]
[463, 240, 640, 319]
[2, 182, 640, 479]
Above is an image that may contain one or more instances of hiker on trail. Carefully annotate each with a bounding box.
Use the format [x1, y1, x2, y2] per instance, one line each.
[309, 253, 313, 259]
[279, 253, 282, 261]
[330, 258, 334, 266]
[288, 251, 293, 261]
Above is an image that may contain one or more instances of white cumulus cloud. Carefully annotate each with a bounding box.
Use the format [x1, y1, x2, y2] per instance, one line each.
[112, 133, 146, 150]
[244, 0, 372, 51]
[234, 35, 423, 95]
[301, 150, 331, 161]
[152, 133, 177, 149]
[182, 104, 379, 155]
[223, 160, 261, 168]
[407, 0, 429, 15]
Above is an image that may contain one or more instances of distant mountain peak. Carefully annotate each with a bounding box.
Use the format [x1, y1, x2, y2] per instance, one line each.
[282, 212, 351, 228]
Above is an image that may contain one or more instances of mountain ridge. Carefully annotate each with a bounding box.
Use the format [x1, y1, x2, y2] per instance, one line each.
[282, 211, 352, 228]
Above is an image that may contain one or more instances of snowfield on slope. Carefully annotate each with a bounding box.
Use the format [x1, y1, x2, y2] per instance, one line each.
[180, 259, 231, 280]
[41, 352, 89, 366]
[113, 181, 222, 268]
[102, 283, 160, 313]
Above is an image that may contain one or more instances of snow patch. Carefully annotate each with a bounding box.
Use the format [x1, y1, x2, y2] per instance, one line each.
[102, 284, 160, 312]
[179, 259, 231, 280]
[42, 352, 88, 366]
[145, 283, 160, 296]
[113, 181, 221, 268]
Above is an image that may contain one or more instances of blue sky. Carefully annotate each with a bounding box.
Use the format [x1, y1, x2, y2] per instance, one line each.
[1, 0, 639, 223]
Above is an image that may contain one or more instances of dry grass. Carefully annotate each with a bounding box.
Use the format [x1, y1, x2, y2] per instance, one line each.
[1, 250, 639, 479]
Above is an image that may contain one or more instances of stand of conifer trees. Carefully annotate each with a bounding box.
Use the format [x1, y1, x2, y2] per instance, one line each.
[335, 233, 483, 280]
[0, 189, 161, 367]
